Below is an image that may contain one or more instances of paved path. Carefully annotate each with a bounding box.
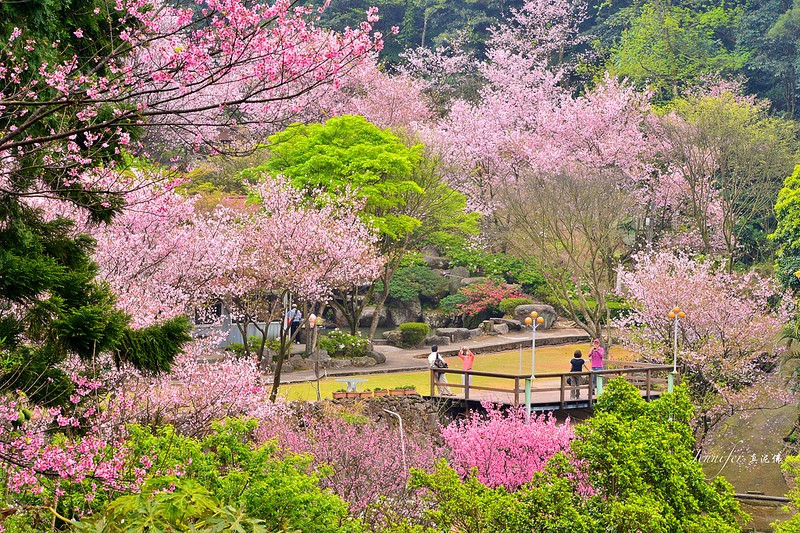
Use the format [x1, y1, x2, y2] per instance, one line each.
[274, 327, 590, 384]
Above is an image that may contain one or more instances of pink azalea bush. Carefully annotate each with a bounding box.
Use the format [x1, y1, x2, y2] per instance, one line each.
[457, 278, 525, 317]
[441, 402, 574, 492]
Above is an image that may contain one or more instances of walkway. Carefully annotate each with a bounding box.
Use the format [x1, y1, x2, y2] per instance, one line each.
[273, 327, 590, 384]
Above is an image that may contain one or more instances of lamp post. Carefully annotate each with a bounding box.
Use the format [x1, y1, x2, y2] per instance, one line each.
[523, 311, 545, 418]
[309, 313, 320, 401]
[382, 408, 407, 474]
[667, 306, 685, 392]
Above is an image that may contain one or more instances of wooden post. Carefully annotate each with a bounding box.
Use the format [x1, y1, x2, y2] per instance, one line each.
[430, 369, 436, 397]
[514, 376, 520, 406]
[646, 369, 652, 401]
[559, 375, 565, 410]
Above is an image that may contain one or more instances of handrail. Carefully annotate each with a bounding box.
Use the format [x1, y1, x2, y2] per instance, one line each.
[428, 363, 676, 409]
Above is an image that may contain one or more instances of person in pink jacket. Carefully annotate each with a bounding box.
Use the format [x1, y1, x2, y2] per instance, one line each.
[458, 346, 475, 389]
[589, 338, 605, 391]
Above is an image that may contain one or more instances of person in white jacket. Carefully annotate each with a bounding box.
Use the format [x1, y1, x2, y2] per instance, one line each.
[428, 345, 454, 396]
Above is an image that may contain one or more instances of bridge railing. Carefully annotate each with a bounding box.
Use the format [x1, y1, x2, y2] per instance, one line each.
[430, 361, 676, 409]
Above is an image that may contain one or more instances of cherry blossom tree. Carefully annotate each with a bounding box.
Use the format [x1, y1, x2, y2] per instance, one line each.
[214, 177, 383, 401]
[615, 250, 794, 446]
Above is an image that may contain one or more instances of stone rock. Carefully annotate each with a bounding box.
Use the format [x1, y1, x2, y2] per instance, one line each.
[491, 317, 522, 331]
[447, 266, 470, 294]
[323, 358, 351, 369]
[281, 362, 295, 373]
[384, 330, 403, 347]
[423, 309, 451, 329]
[513, 304, 557, 330]
[424, 335, 450, 346]
[387, 298, 423, 326]
[423, 255, 450, 269]
[332, 307, 350, 328]
[422, 244, 441, 256]
[490, 323, 509, 335]
[289, 354, 312, 371]
[366, 350, 386, 364]
[308, 349, 331, 365]
[459, 276, 488, 288]
[352, 356, 377, 367]
[359, 306, 389, 328]
[435, 327, 471, 342]
[468, 328, 481, 339]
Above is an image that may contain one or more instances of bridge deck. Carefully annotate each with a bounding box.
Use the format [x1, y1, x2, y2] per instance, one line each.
[428, 361, 675, 411]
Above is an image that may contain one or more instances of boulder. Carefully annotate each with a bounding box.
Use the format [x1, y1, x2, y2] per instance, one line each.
[459, 276, 488, 288]
[323, 358, 351, 369]
[384, 330, 403, 347]
[280, 362, 295, 373]
[435, 327, 471, 342]
[423, 309, 451, 329]
[289, 354, 312, 371]
[422, 244, 441, 256]
[387, 298, 423, 326]
[468, 328, 481, 339]
[491, 317, 522, 331]
[490, 322, 509, 335]
[447, 266, 470, 294]
[308, 349, 331, 365]
[423, 255, 450, 269]
[366, 350, 386, 364]
[513, 304, 557, 330]
[358, 306, 389, 328]
[352, 356, 377, 368]
[424, 335, 450, 346]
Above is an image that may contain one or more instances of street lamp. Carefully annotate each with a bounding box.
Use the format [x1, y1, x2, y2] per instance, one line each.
[523, 311, 545, 419]
[382, 408, 407, 474]
[524, 311, 545, 379]
[667, 306, 685, 391]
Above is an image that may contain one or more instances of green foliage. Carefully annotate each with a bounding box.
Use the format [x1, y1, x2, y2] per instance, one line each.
[398, 322, 430, 347]
[444, 245, 545, 295]
[250, 115, 424, 241]
[70, 477, 269, 533]
[772, 165, 800, 291]
[572, 379, 747, 532]
[607, 2, 747, 102]
[388, 264, 448, 303]
[773, 454, 800, 532]
[439, 294, 467, 314]
[119, 419, 358, 533]
[408, 380, 746, 532]
[497, 298, 533, 316]
[319, 329, 369, 358]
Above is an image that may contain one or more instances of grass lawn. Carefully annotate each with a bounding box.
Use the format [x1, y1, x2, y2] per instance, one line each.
[279, 343, 637, 402]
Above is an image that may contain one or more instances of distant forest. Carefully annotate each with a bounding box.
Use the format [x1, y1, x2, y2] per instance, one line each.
[319, 0, 800, 115]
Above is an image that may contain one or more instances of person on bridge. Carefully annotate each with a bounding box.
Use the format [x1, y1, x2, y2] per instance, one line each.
[458, 346, 475, 390]
[568, 349, 590, 400]
[589, 338, 605, 390]
[428, 345, 454, 396]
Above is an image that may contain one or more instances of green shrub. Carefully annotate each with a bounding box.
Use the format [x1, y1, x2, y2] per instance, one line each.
[387, 264, 448, 303]
[319, 329, 369, 358]
[398, 322, 430, 347]
[439, 293, 467, 314]
[444, 245, 546, 295]
[498, 297, 534, 316]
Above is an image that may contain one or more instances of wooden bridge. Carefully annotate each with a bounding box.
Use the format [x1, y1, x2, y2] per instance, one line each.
[428, 360, 677, 412]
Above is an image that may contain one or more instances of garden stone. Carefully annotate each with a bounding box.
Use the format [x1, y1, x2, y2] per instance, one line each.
[323, 359, 351, 369]
[289, 354, 312, 371]
[387, 297, 423, 326]
[366, 350, 386, 364]
[491, 318, 522, 331]
[359, 306, 389, 328]
[281, 362, 295, 373]
[308, 349, 330, 364]
[447, 266, 470, 294]
[490, 323, 509, 335]
[384, 330, 403, 347]
[423, 309, 451, 329]
[352, 356, 377, 368]
[423, 255, 450, 269]
[424, 335, 450, 346]
[459, 276, 488, 289]
[468, 328, 481, 339]
[513, 304, 557, 329]
[435, 327, 471, 342]
[422, 244, 441, 256]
